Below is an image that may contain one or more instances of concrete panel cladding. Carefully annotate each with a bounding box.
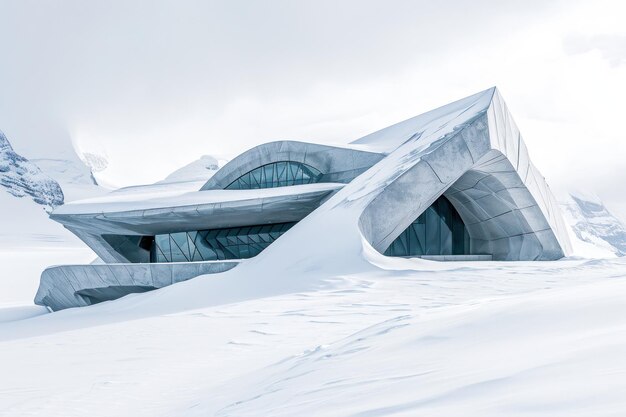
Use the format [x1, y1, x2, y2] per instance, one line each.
[36, 261, 240, 311]
[357, 88, 571, 260]
[201, 140, 384, 190]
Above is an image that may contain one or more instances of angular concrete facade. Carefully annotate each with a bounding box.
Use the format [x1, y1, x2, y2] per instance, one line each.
[37, 87, 571, 310]
[357, 90, 570, 261]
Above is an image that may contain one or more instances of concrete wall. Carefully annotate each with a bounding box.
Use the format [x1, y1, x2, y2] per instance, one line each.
[445, 152, 564, 260]
[358, 89, 571, 260]
[358, 114, 490, 255]
[35, 260, 240, 311]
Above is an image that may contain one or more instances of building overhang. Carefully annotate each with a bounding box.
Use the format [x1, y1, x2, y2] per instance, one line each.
[51, 182, 343, 236]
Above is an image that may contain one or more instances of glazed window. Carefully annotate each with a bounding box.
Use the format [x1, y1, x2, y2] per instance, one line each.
[225, 161, 323, 190]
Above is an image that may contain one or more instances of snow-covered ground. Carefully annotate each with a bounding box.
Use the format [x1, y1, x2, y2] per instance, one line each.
[2, 127, 626, 416]
[1, 256, 625, 416]
[0, 190, 96, 306]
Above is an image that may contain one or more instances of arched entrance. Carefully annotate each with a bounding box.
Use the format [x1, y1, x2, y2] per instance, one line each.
[384, 195, 470, 257]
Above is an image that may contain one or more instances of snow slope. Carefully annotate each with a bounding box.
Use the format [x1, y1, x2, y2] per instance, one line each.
[194, 268, 626, 417]
[1, 257, 625, 416]
[0, 188, 97, 305]
[159, 155, 221, 184]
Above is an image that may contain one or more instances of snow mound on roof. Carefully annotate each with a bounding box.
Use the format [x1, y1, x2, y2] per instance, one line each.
[351, 88, 495, 152]
[53, 182, 343, 215]
[159, 155, 221, 184]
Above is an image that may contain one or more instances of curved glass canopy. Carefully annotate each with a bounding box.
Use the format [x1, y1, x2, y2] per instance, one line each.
[225, 161, 323, 190]
[385, 196, 469, 257]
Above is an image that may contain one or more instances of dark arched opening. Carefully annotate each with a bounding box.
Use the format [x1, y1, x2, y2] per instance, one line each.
[384, 195, 470, 257]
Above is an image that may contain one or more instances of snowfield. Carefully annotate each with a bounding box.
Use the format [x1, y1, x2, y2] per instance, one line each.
[2, 121, 626, 415]
[1, 256, 626, 417]
[0, 190, 96, 306]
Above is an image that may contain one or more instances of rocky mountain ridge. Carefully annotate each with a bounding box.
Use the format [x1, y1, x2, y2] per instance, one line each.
[0, 130, 64, 209]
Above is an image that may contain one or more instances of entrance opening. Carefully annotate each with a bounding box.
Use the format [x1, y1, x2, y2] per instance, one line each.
[384, 195, 469, 257]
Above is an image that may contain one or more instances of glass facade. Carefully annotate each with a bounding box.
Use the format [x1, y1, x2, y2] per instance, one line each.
[102, 234, 153, 263]
[384, 196, 470, 257]
[225, 161, 323, 190]
[151, 222, 296, 262]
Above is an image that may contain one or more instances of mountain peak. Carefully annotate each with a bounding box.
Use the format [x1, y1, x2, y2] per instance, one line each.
[0, 130, 64, 209]
[0, 130, 13, 152]
[558, 190, 626, 257]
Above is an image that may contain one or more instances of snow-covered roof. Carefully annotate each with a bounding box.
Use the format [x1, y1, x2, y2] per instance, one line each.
[350, 88, 495, 153]
[53, 182, 344, 216]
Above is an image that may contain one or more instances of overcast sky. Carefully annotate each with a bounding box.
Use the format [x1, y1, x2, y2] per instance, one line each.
[1, 0, 625, 219]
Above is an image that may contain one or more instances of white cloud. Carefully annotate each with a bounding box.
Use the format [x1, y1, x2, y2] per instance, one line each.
[564, 34, 626, 67]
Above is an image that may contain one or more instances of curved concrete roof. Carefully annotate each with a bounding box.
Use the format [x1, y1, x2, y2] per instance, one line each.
[201, 140, 384, 190]
[51, 182, 343, 235]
